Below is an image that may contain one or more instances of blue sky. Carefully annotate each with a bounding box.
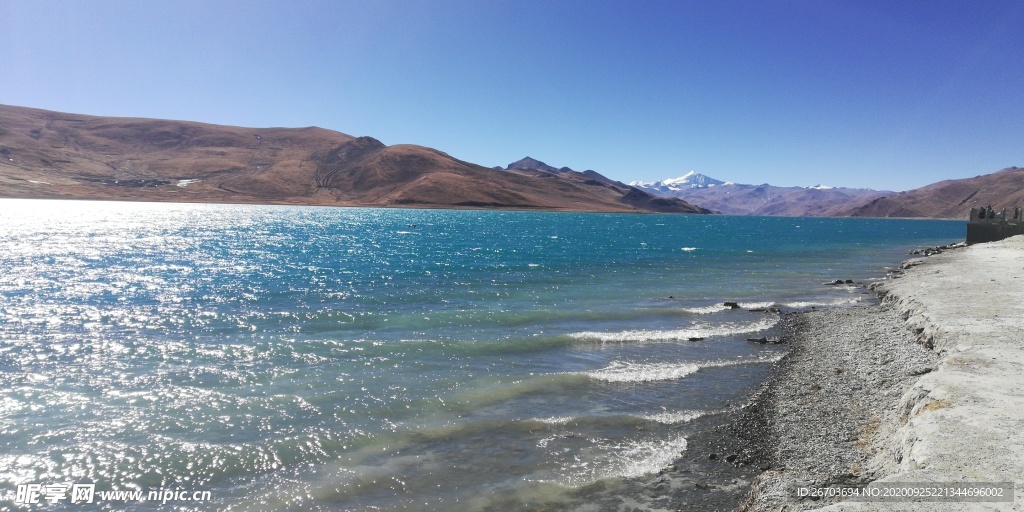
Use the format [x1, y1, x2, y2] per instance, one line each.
[2, 0, 1022, 190]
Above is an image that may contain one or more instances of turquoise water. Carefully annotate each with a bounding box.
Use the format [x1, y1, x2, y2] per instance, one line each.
[0, 199, 964, 510]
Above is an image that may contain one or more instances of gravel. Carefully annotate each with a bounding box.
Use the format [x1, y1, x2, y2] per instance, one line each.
[732, 304, 936, 511]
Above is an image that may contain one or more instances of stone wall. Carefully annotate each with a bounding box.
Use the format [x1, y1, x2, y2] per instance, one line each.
[966, 207, 1024, 245]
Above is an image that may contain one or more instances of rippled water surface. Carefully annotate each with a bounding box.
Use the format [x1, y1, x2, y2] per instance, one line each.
[0, 199, 964, 510]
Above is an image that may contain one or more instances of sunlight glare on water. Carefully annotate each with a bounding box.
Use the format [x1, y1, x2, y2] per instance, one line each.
[0, 199, 964, 510]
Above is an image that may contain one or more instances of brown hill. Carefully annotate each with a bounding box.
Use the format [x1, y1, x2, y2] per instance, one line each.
[844, 166, 1024, 219]
[498, 157, 712, 213]
[0, 104, 709, 214]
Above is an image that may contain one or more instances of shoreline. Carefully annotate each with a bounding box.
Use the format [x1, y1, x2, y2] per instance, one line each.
[0, 197, 971, 220]
[732, 236, 1024, 511]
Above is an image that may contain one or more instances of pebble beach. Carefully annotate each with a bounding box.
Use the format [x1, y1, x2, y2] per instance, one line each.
[733, 236, 1024, 511]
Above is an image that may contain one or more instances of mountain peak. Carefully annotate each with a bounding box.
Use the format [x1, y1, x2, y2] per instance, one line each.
[664, 171, 725, 188]
[630, 171, 725, 191]
[506, 157, 563, 173]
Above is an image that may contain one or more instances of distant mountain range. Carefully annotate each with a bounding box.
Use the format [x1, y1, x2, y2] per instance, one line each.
[1, 104, 1017, 219]
[631, 172, 891, 217]
[0, 105, 708, 214]
[633, 168, 1024, 219]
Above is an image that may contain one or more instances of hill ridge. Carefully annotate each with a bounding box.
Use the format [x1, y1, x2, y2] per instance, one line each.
[0, 104, 709, 214]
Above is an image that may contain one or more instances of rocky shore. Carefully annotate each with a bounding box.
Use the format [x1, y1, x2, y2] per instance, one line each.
[567, 238, 1022, 512]
[734, 236, 1024, 511]
[732, 305, 937, 510]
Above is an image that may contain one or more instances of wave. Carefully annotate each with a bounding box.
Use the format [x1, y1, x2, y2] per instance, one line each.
[781, 296, 864, 309]
[554, 433, 690, 486]
[641, 409, 707, 424]
[443, 373, 589, 411]
[534, 409, 710, 431]
[568, 317, 778, 343]
[436, 353, 780, 412]
[317, 415, 693, 503]
[580, 353, 783, 383]
[535, 416, 576, 425]
[681, 304, 734, 314]
[738, 301, 777, 309]
[408, 412, 693, 445]
[583, 361, 700, 383]
[681, 296, 864, 314]
[679, 301, 775, 314]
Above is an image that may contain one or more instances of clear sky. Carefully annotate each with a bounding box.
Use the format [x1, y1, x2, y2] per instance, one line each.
[2, 0, 1022, 191]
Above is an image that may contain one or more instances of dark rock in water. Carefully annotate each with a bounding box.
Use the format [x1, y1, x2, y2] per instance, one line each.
[845, 279, 854, 284]
[688, 337, 705, 341]
[726, 454, 738, 463]
[708, 453, 719, 460]
[910, 243, 963, 256]
[909, 367, 933, 376]
[747, 337, 768, 343]
[724, 301, 741, 309]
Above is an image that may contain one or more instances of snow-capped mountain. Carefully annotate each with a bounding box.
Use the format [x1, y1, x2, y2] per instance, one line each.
[632, 171, 891, 216]
[629, 171, 726, 192]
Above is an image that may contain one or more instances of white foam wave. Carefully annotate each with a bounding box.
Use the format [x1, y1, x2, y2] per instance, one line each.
[608, 435, 688, 478]
[740, 301, 776, 309]
[582, 353, 784, 383]
[558, 434, 689, 486]
[569, 317, 778, 343]
[536, 416, 575, 425]
[703, 352, 785, 367]
[782, 297, 862, 309]
[682, 301, 778, 314]
[681, 247, 698, 252]
[681, 297, 862, 314]
[642, 410, 705, 424]
[682, 304, 731, 314]
[584, 361, 700, 383]
[537, 434, 562, 448]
